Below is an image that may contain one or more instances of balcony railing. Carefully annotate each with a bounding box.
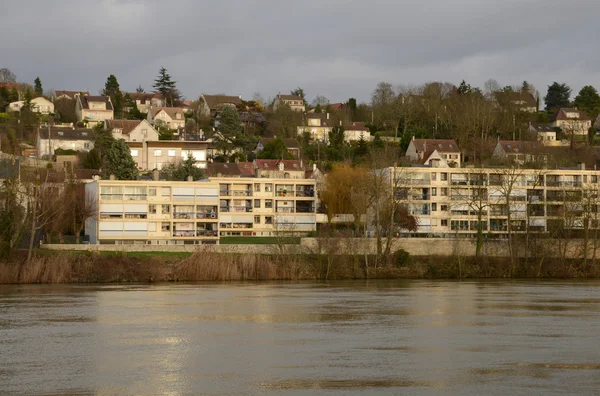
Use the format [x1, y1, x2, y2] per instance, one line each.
[197, 212, 218, 219]
[276, 191, 295, 197]
[276, 207, 294, 213]
[196, 230, 218, 237]
[173, 212, 195, 219]
[295, 207, 315, 213]
[529, 210, 545, 216]
[173, 231, 195, 237]
[295, 191, 315, 197]
[123, 194, 147, 201]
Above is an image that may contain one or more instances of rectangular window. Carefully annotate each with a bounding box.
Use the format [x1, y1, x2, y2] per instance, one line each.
[431, 188, 437, 196]
[149, 204, 157, 214]
[131, 150, 138, 157]
[441, 188, 448, 196]
[254, 216, 260, 224]
[431, 203, 437, 211]
[441, 219, 448, 226]
[265, 216, 273, 224]
[168, 150, 176, 157]
[265, 184, 273, 192]
[162, 187, 171, 196]
[593, 175, 598, 184]
[431, 173, 437, 181]
[254, 183, 260, 192]
[254, 199, 260, 208]
[154, 150, 162, 157]
[161, 204, 171, 215]
[441, 205, 448, 211]
[441, 173, 448, 181]
[148, 187, 157, 197]
[161, 222, 171, 232]
[265, 200, 273, 209]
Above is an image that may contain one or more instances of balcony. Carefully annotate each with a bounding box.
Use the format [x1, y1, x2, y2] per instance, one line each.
[196, 230, 218, 237]
[409, 194, 430, 201]
[231, 190, 253, 197]
[221, 206, 252, 213]
[276, 207, 294, 213]
[295, 190, 315, 197]
[173, 230, 195, 237]
[173, 212, 195, 219]
[100, 194, 122, 201]
[123, 194, 147, 201]
[197, 212, 218, 219]
[276, 191, 295, 197]
[296, 206, 315, 213]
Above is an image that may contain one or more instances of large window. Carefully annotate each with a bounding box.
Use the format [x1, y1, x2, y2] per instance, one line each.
[154, 150, 162, 157]
[168, 150, 176, 157]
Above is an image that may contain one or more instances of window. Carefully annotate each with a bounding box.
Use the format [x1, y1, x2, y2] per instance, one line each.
[131, 150, 138, 157]
[431, 188, 437, 196]
[148, 187, 157, 197]
[154, 150, 162, 157]
[441, 188, 448, 196]
[168, 150, 176, 157]
[254, 216, 260, 224]
[254, 183, 260, 192]
[592, 175, 598, 184]
[254, 199, 260, 208]
[162, 187, 171, 196]
[265, 216, 273, 224]
[441, 219, 448, 226]
[84, 142, 91, 149]
[265, 184, 273, 192]
[441, 173, 448, 181]
[161, 222, 171, 232]
[431, 173, 437, 181]
[441, 205, 448, 211]
[265, 200, 273, 209]
[161, 204, 171, 214]
[431, 203, 437, 211]
[149, 204, 157, 214]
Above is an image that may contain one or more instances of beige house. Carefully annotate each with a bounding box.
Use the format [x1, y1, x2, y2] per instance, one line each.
[494, 90, 538, 112]
[53, 91, 89, 101]
[297, 113, 335, 142]
[199, 94, 243, 117]
[253, 159, 306, 179]
[127, 141, 209, 170]
[492, 140, 547, 165]
[527, 123, 564, 146]
[37, 126, 95, 157]
[106, 119, 158, 142]
[75, 96, 114, 127]
[6, 96, 54, 114]
[148, 107, 186, 130]
[273, 94, 305, 112]
[406, 137, 462, 167]
[551, 108, 592, 136]
[343, 121, 372, 142]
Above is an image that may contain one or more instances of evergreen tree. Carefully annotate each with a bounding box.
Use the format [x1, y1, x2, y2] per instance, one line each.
[328, 126, 345, 149]
[136, 85, 145, 93]
[123, 93, 143, 120]
[34, 77, 43, 97]
[153, 66, 179, 107]
[573, 85, 600, 121]
[457, 80, 472, 95]
[104, 139, 138, 180]
[102, 74, 123, 118]
[544, 82, 571, 112]
[163, 153, 205, 181]
[82, 148, 102, 170]
[354, 135, 369, 159]
[21, 89, 33, 111]
[0, 86, 9, 110]
[257, 138, 293, 160]
[372, 133, 384, 149]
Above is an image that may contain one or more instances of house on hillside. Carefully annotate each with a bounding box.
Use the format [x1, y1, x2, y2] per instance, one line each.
[253, 159, 306, 179]
[199, 94, 243, 117]
[127, 93, 155, 113]
[406, 137, 462, 167]
[297, 113, 335, 142]
[256, 138, 301, 158]
[493, 90, 538, 112]
[551, 108, 592, 136]
[527, 123, 562, 146]
[148, 107, 186, 130]
[492, 140, 547, 164]
[127, 140, 209, 170]
[75, 95, 114, 127]
[105, 119, 158, 142]
[6, 97, 54, 114]
[53, 91, 89, 101]
[273, 94, 305, 112]
[343, 121, 372, 142]
[37, 126, 95, 157]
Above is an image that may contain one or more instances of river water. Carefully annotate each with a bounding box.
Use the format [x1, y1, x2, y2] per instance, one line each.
[1, 281, 599, 395]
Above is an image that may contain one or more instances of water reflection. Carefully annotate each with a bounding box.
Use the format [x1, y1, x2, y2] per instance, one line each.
[0, 281, 600, 395]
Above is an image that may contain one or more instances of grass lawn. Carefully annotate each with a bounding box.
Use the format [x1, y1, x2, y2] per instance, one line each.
[219, 236, 301, 245]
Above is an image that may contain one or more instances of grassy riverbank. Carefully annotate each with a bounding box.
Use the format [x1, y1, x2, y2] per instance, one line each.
[1, 249, 599, 284]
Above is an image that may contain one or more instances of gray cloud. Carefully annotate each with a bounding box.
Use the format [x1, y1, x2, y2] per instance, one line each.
[1, 0, 599, 103]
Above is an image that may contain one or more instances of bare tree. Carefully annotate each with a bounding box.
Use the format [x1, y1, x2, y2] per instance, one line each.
[0, 68, 16, 83]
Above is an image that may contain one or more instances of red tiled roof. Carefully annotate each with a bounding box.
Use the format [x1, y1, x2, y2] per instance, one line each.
[554, 108, 592, 122]
[412, 138, 460, 153]
[237, 162, 255, 176]
[105, 119, 142, 135]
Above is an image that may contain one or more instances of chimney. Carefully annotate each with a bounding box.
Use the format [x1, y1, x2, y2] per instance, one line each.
[109, 174, 116, 180]
[326, 113, 330, 120]
[578, 162, 585, 171]
[313, 163, 317, 172]
[412, 135, 415, 141]
[92, 174, 100, 181]
[152, 169, 159, 181]
[187, 175, 194, 182]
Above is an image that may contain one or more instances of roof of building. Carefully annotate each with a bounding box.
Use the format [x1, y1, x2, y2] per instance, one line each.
[128, 92, 154, 103]
[528, 123, 556, 133]
[258, 138, 301, 149]
[343, 121, 369, 131]
[38, 127, 96, 140]
[411, 138, 460, 153]
[201, 94, 243, 110]
[497, 140, 545, 154]
[54, 90, 89, 99]
[494, 90, 537, 108]
[237, 162, 255, 176]
[554, 108, 592, 121]
[254, 159, 305, 171]
[105, 119, 143, 135]
[240, 112, 267, 123]
[277, 94, 304, 101]
[305, 113, 335, 127]
[150, 106, 186, 119]
[206, 162, 242, 177]
[79, 95, 113, 111]
[327, 103, 346, 110]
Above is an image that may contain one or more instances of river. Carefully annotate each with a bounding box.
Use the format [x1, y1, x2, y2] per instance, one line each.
[1, 281, 599, 395]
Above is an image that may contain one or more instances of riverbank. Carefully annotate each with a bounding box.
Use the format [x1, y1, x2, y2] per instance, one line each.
[1, 249, 599, 284]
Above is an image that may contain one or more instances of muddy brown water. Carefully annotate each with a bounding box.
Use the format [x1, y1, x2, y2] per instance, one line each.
[1, 281, 599, 395]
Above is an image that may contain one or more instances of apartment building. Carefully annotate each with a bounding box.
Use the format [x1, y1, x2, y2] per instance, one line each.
[387, 164, 600, 237]
[85, 176, 317, 245]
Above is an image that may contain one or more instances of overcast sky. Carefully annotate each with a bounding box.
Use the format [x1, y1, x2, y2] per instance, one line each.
[2, 0, 599, 104]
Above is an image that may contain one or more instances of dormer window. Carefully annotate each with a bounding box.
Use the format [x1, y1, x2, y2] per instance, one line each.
[57, 131, 64, 136]
[81, 132, 87, 136]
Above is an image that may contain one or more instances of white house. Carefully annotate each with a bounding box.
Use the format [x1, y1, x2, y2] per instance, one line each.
[6, 97, 54, 114]
[148, 107, 186, 129]
[406, 137, 462, 167]
[37, 126, 95, 157]
[106, 119, 159, 142]
[343, 121, 372, 142]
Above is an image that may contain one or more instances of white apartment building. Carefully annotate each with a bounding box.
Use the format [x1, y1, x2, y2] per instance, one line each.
[386, 165, 600, 237]
[85, 177, 317, 245]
